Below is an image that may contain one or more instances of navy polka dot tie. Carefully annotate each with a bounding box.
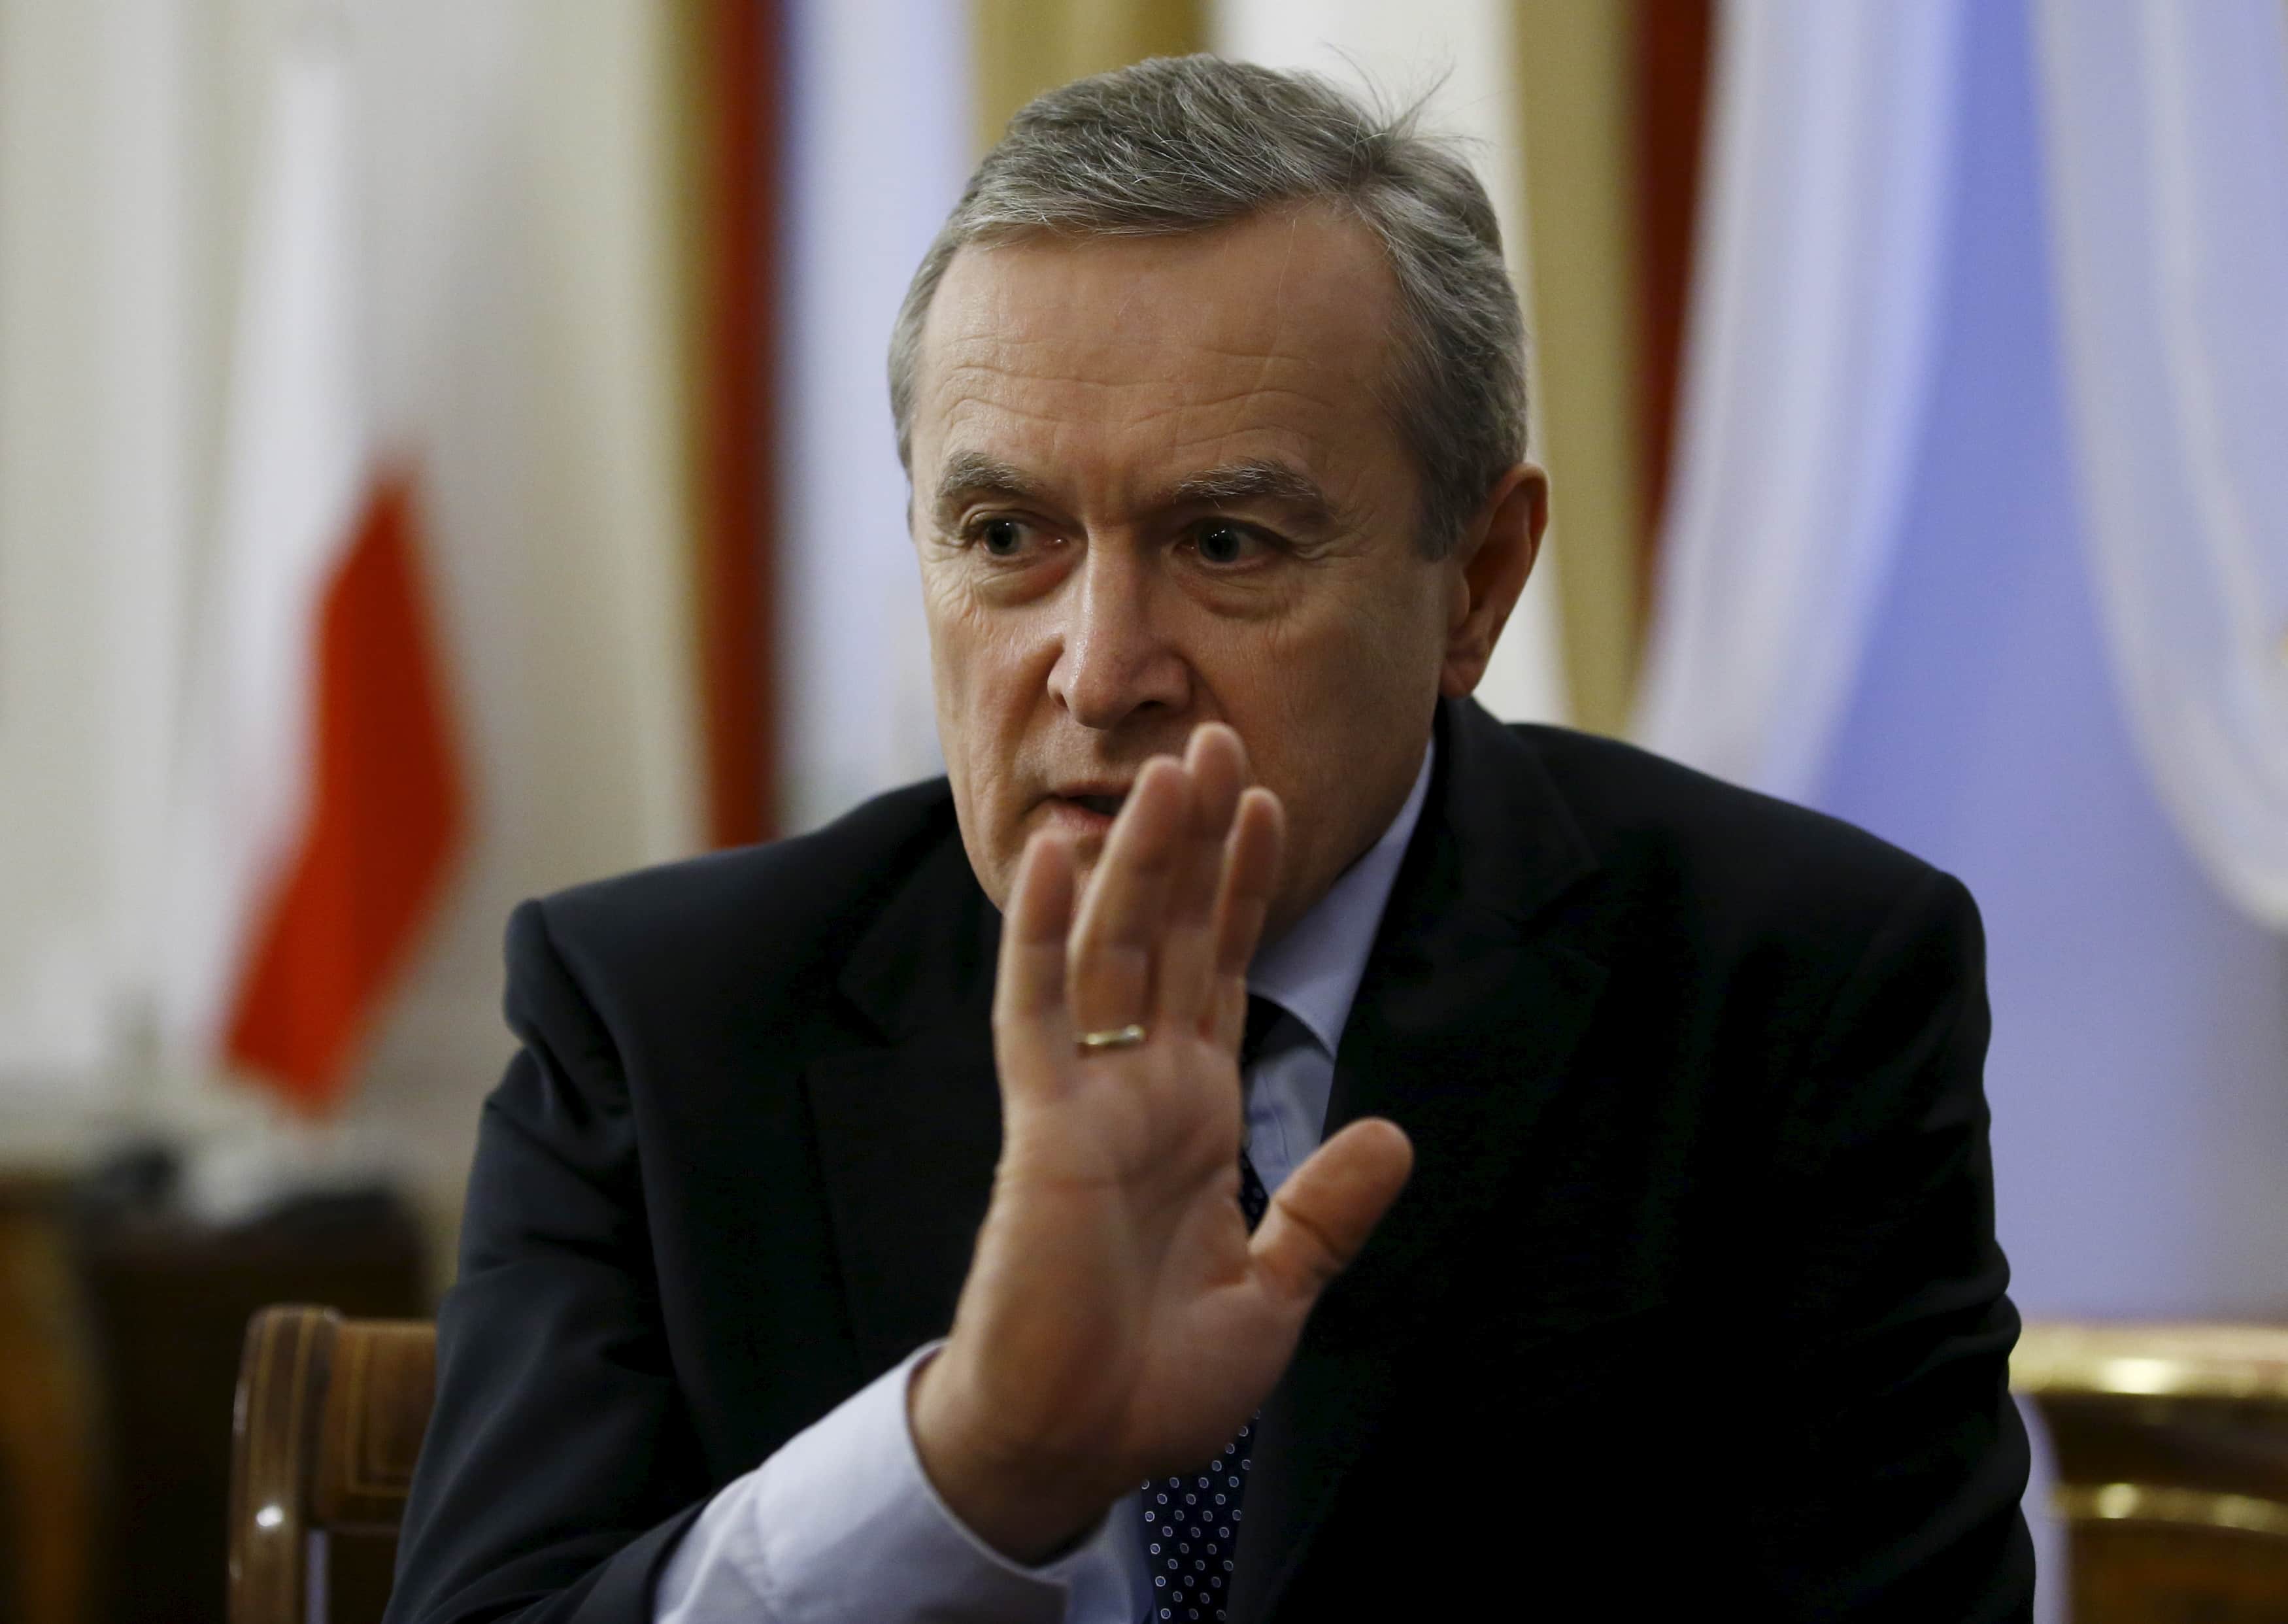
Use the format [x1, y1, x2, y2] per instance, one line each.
[1141, 996, 1284, 1623]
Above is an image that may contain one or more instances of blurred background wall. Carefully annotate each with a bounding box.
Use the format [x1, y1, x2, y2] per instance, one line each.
[0, 2, 2283, 1621]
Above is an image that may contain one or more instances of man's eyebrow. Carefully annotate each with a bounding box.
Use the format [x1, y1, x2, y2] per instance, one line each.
[932, 451, 1048, 520]
[1164, 460, 1340, 525]
[930, 452, 1344, 528]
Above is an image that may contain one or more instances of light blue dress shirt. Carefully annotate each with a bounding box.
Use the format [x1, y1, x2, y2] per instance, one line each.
[654, 742, 1434, 1624]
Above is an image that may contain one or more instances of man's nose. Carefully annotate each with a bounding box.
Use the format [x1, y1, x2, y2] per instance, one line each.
[1046, 547, 1190, 731]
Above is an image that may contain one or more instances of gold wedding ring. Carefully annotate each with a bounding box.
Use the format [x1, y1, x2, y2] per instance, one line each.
[1076, 1023, 1149, 1054]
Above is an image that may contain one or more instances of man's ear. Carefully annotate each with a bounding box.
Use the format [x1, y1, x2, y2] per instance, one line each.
[1439, 464, 1548, 698]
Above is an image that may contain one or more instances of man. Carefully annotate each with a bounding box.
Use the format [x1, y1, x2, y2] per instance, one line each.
[389, 57, 2032, 1624]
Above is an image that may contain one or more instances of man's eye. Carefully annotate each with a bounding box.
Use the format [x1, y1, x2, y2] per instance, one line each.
[977, 518, 1028, 557]
[1194, 522, 1256, 566]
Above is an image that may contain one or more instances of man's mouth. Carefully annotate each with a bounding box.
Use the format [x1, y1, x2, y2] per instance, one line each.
[1068, 793, 1126, 818]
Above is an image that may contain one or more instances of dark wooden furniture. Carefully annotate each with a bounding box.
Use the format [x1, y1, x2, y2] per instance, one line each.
[2014, 1322, 2288, 1622]
[72, 1177, 427, 1624]
[229, 1308, 435, 1624]
[0, 1174, 99, 1624]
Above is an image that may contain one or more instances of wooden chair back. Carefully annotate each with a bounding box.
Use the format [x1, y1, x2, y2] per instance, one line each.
[228, 1306, 435, 1624]
[2014, 1321, 2288, 1622]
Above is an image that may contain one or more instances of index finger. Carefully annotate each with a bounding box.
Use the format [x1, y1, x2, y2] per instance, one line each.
[992, 828, 1079, 1101]
[1066, 756, 1189, 1034]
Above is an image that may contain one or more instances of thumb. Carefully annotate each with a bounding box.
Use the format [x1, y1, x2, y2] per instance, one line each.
[1251, 1118, 1413, 1308]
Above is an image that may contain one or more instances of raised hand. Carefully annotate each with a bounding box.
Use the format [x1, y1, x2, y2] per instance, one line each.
[909, 722, 1415, 1561]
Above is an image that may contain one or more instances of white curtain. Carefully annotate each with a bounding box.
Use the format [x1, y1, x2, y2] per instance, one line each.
[776, 0, 969, 834]
[1632, 0, 1964, 798]
[0, 0, 193, 1106]
[1211, 0, 1570, 726]
[2034, 0, 2288, 930]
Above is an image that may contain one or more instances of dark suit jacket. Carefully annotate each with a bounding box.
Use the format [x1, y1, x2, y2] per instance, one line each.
[387, 698, 2033, 1623]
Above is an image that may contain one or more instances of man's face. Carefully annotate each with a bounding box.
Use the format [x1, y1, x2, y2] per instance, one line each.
[907, 204, 1539, 939]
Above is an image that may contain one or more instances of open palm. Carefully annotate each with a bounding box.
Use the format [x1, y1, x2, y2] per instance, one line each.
[910, 723, 1414, 1561]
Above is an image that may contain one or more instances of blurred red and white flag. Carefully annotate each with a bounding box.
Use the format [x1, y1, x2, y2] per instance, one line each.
[161, 15, 462, 1116]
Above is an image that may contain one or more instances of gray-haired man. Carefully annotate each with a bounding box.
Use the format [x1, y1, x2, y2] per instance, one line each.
[389, 57, 2032, 1624]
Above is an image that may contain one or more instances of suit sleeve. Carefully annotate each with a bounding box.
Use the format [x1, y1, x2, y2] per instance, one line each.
[1743, 870, 2034, 1621]
[384, 900, 711, 1624]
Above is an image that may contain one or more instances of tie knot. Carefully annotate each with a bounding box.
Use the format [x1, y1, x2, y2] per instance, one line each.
[1241, 993, 1287, 1072]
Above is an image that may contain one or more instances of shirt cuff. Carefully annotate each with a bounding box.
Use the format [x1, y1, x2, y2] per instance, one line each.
[654, 1342, 1128, 1624]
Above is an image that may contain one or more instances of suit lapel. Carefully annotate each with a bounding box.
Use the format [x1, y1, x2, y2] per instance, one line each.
[1231, 700, 1612, 1622]
[803, 833, 1007, 1380]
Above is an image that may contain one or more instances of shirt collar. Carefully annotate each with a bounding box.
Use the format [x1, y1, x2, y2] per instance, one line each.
[1247, 737, 1435, 1057]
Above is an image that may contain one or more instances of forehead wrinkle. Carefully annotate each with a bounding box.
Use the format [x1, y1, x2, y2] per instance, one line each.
[935, 283, 1368, 386]
[937, 377, 1354, 473]
[935, 343, 1343, 405]
[1236, 207, 1312, 408]
[941, 374, 1359, 446]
